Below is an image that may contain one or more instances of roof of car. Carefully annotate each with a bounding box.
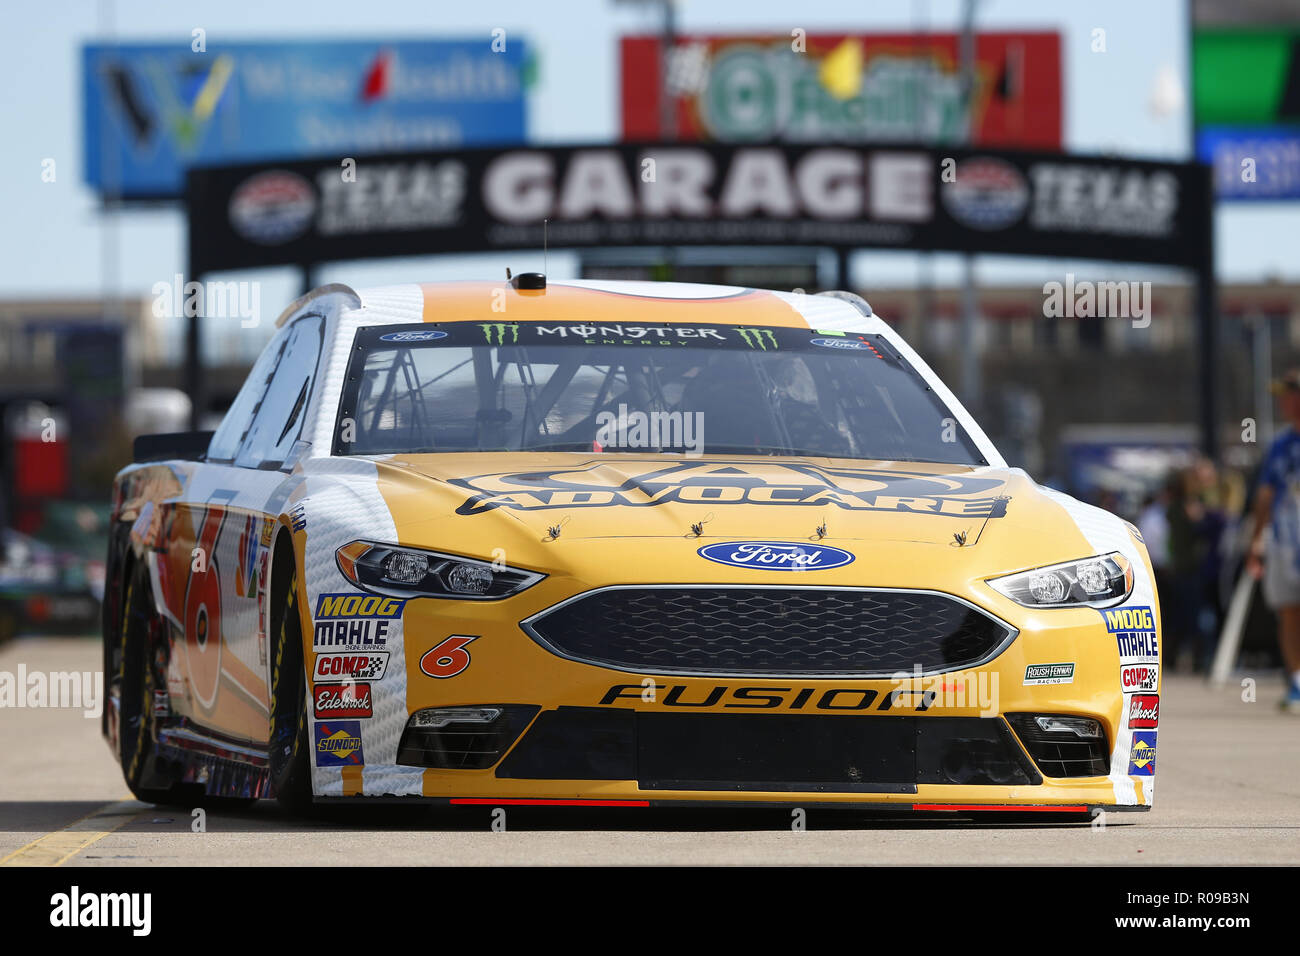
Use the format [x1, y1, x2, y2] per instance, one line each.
[277, 278, 878, 334]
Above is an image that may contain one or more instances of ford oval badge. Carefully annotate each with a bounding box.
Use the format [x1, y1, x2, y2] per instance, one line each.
[697, 541, 855, 571]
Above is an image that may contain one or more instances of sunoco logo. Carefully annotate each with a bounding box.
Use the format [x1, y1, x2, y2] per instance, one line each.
[1128, 732, 1157, 775]
[479, 323, 519, 344]
[697, 540, 855, 571]
[736, 328, 778, 350]
[313, 720, 364, 766]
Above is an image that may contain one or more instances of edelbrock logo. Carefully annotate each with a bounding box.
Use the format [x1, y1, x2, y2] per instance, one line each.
[697, 541, 855, 571]
[380, 329, 448, 342]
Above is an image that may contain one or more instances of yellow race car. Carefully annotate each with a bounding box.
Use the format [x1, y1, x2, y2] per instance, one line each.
[103, 276, 1160, 818]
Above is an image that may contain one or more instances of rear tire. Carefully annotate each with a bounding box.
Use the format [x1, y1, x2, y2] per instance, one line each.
[118, 559, 184, 805]
[269, 565, 312, 812]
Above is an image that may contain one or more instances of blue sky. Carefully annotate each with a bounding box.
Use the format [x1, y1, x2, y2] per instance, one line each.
[2, 0, 1295, 327]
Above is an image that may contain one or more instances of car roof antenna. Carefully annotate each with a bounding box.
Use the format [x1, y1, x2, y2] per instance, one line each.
[505, 266, 512, 280]
[543, 218, 548, 276]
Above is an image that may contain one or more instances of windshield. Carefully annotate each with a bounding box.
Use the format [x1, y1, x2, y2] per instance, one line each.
[333, 321, 984, 465]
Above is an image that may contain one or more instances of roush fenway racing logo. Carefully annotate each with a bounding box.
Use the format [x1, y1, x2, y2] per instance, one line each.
[314, 682, 373, 719]
[1127, 693, 1159, 729]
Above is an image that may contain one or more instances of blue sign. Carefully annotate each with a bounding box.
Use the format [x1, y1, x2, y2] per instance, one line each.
[697, 541, 855, 571]
[83, 39, 529, 199]
[1197, 126, 1300, 201]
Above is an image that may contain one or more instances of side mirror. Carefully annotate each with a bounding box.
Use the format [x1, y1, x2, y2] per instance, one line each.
[133, 431, 214, 463]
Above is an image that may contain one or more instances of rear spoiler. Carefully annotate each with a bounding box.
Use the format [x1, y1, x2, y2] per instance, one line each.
[133, 431, 214, 463]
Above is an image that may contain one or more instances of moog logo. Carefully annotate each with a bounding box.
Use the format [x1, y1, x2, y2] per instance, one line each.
[697, 541, 855, 571]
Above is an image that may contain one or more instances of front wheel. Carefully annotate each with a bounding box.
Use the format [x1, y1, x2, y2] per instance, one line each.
[269, 567, 312, 811]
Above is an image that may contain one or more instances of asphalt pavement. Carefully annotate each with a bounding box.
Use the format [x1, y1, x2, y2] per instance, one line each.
[1, 636, 1297, 866]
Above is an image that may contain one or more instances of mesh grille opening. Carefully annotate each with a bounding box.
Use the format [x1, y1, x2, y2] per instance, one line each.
[524, 586, 1014, 675]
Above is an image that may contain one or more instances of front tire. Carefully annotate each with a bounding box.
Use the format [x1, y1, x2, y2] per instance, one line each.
[269, 565, 312, 811]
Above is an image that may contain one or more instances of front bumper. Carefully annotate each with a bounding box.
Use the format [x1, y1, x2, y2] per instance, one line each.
[305, 565, 1158, 811]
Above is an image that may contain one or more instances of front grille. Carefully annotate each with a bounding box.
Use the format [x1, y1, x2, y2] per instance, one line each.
[496, 708, 1042, 790]
[523, 586, 1015, 676]
[1006, 713, 1111, 778]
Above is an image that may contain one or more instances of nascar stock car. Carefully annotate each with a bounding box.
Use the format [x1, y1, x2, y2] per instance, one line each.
[102, 276, 1160, 817]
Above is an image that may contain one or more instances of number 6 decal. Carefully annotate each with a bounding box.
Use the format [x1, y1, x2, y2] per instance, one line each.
[420, 635, 478, 678]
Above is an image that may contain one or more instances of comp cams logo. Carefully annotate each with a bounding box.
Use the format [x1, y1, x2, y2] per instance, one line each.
[1120, 664, 1158, 692]
[314, 651, 389, 680]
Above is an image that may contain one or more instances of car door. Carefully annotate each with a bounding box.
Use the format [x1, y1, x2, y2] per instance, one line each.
[163, 315, 325, 743]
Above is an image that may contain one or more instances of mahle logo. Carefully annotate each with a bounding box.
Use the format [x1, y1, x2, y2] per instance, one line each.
[480, 323, 519, 345]
[737, 327, 778, 350]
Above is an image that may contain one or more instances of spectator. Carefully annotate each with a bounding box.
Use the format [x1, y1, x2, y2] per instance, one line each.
[1245, 369, 1300, 711]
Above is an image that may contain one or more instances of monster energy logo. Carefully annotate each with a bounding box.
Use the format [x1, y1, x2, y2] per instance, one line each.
[737, 328, 779, 351]
[479, 323, 519, 345]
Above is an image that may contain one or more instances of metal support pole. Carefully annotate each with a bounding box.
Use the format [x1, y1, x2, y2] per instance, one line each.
[1197, 255, 1218, 461]
[835, 247, 851, 290]
[958, 0, 982, 414]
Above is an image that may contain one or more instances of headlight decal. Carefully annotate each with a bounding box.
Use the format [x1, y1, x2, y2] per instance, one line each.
[335, 540, 544, 600]
[986, 552, 1132, 609]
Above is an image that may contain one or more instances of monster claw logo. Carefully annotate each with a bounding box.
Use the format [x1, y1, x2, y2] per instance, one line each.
[737, 327, 778, 350]
[479, 323, 519, 345]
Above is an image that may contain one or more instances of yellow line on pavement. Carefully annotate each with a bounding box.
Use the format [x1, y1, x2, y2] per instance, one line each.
[0, 800, 142, 867]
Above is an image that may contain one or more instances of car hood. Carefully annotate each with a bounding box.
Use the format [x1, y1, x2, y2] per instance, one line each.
[361, 452, 1068, 551]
